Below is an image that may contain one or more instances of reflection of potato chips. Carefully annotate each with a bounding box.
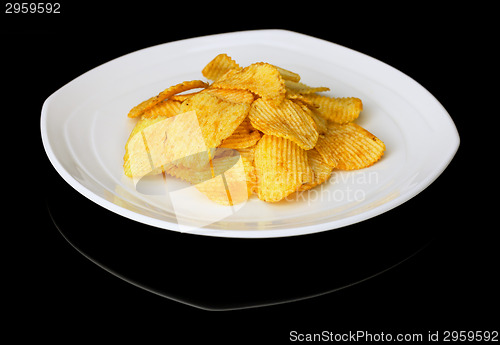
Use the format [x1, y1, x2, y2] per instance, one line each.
[123, 54, 386, 205]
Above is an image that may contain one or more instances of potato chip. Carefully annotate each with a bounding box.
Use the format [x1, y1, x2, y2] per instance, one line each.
[236, 144, 258, 195]
[285, 80, 330, 94]
[165, 161, 212, 185]
[165, 151, 237, 183]
[285, 91, 318, 109]
[298, 148, 335, 191]
[303, 94, 362, 124]
[169, 91, 201, 102]
[175, 88, 252, 168]
[165, 151, 250, 206]
[194, 175, 232, 205]
[315, 123, 385, 170]
[273, 65, 301, 82]
[128, 80, 209, 118]
[202, 53, 241, 81]
[249, 98, 318, 150]
[285, 96, 327, 135]
[204, 87, 255, 104]
[308, 108, 328, 135]
[219, 118, 261, 149]
[254, 135, 312, 202]
[212, 62, 286, 104]
[140, 99, 182, 119]
[194, 158, 250, 206]
[123, 115, 173, 179]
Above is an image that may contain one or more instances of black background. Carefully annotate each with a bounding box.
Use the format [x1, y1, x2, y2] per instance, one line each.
[3, 1, 496, 342]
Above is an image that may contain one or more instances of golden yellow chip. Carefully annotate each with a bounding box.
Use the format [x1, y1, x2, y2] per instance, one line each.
[194, 175, 232, 205]
[249, 98, 318, 150]
[140, 99, 181, 119]
[308, 108, 328, 135]
[127, 80, 209, 118]
[219, 118, 261, 149]
[298, 148, 335, 191]
[254, 135, 312, 202]
[285, 80, 330, 94]
[285, 91, 318, 109]
[273, 65, 301, 82]
[123, 115, 174, 179]
[236, 145, 258, 195]
[164, 159, 212, 185]
[200, 154, 250, 206]
[194, 159, 249, 206]
[165, 151, 232, 180]
[202, 53, 241, 81]
[169, 91, 201, 102]
[315, 123, 385, 170]
[204, 87, 255, 104]
[166, 151, 250, 206]
[175, 89, 252, 168]
[304, 94, 362, 124]
[285, 96, 327, 135]
[212, 62, 286, 104]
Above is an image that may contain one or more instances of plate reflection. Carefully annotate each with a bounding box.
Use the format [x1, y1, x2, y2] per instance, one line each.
[45, 176, 431, 311]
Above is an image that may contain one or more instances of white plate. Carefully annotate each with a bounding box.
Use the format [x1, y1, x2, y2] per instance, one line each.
[40, 29, 459, 238]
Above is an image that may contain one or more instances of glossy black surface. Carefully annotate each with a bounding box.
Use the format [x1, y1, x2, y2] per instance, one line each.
[45, 168, 432, 310]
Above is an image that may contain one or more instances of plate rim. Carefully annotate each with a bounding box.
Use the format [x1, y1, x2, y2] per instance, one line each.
[40, 29, 460, 238]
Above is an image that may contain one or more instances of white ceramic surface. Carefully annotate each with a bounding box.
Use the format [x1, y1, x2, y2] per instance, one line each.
[41, 29, 459, 238]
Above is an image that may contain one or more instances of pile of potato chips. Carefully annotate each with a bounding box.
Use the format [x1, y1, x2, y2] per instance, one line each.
[123, 54, 385, 206]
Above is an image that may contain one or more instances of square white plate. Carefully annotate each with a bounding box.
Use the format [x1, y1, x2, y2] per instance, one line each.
[40, 29, 459, 238]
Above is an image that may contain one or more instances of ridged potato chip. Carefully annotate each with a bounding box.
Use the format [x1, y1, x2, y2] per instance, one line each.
[169, 91, 201, 102]
[123, 115, 174, 179]
[202, 53, 241, 81]
[254, 135, 312, 202]
[207, 154, 251, 206]
[315, 122, 385, 170]
[285, 95, 328, 135]
[273, 65, 301, 82]
[194, 158, 249, 206]
[219, 118, 261, 149]
[236, 145, 258, 195]
[304, 94, 363, 124]
[140, 99, 182, 119]
[298, 148, 335, 191]
[212, 62, 286, 104]
[166, 151, 250, 206]
[128, 80, 209, 118]
[176, 88, 253, 168]
[249, 98, 318, 150]
[204, 87, 255, 104]
[285, 80, 330, 94]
